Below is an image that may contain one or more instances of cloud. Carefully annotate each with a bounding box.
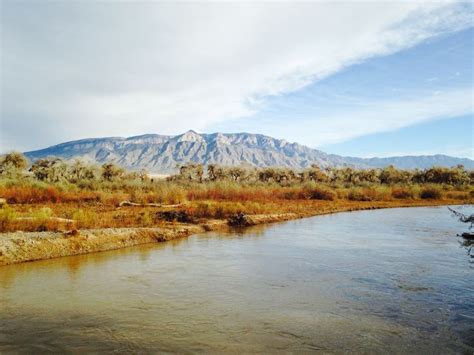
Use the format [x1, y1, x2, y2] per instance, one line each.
[303, 87, 473, 146]
[1, 1, 472, 151]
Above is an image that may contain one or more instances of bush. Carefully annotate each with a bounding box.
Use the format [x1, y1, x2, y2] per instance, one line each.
[72, 209, 99, 228]
[306, 186, 336, 201]
[0, 206, 17, 232]
[227, 212, 253, 227]
[391, 187, 414, 199]
[0, 151, 28, 177]
[32, 207, 53, 221]
[156, 210, 194, 223]
[137, 211, 153, 226]
[445, 191, 470, 200]
[420, 186, 442, 199]
[348, 188, 377, 201]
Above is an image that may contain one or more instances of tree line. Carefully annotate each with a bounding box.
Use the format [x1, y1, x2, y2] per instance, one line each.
[1, 152, 473, 186]
[170, 163, 473, 186]
[0, 152, 148, 184]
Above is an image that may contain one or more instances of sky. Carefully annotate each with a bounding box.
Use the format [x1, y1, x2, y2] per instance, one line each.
[1, 0, 473, 158]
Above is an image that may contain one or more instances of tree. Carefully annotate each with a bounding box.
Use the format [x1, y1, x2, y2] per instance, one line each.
[0, 151, 28, 176]
[258, 168, 275, 183]
[30, 158, 67, 182]
[68, 160, 97, 182]
[101, 163, 124, 181]
[138, 169, 149, 182]
[207, 164, 217, 181]
[228, 167, 244, 182]
[195, 164, 204, 183]
[307, 165, 329, 182]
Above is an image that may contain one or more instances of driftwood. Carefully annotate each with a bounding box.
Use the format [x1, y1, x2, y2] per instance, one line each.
[461, 232, 474, 240]
[118, 200, 182, 208]
[16, 217, 74, 223]
[449, 207, 474, 260]
[448, 207, 474, 230]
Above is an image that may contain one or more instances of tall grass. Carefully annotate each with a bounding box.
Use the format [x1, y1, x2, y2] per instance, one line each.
[0, 160, 472, 233]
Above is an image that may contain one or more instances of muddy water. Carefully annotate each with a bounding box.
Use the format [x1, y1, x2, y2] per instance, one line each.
[0, 206, 473, 353]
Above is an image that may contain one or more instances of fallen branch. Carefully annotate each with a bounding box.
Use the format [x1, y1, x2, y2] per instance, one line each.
[118, 200, 182, 208]
[448, 207, 474, 229]
[16, 217, 74, 223]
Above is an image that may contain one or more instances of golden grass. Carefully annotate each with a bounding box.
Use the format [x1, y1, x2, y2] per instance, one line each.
[0, 178, 472, 233]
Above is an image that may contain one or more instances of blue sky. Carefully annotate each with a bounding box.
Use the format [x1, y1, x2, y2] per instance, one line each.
[210, 27, 473, 158]
[1, 1, 473, 158]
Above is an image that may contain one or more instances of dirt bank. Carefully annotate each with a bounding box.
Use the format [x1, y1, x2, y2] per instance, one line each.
[0, 200, 468, 266]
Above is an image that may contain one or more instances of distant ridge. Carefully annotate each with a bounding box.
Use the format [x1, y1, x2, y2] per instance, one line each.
[342, 154, 474, 170]
[24, 131, 474, 173]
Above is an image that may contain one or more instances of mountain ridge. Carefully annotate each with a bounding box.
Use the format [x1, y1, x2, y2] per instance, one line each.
[24, 131, 474, 172]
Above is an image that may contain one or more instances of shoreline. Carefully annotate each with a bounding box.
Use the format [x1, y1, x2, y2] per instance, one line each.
[0, 200, 469, 266]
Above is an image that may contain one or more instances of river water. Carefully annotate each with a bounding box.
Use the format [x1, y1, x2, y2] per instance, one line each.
[0, 206, 473, 353]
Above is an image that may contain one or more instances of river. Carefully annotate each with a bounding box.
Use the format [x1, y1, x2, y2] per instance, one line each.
[0, 206, 473, 353]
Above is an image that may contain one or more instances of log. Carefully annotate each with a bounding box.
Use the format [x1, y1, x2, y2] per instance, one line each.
[461, 232, 474, 240]
[118, 200, 182, 208]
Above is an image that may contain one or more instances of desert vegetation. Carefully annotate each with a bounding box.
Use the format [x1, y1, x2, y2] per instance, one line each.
[0, 152, 472, 233]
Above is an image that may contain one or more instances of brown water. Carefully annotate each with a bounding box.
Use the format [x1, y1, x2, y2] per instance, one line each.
[1, 206, 473, 353]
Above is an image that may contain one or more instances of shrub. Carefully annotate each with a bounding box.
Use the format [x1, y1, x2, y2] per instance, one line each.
[164, 186, 187, 204]
[227, 212, 253, 227]
[445, 191, 470, 200]
[101, 163, 125, 182]
[29, 207, 61, 231]
[156, 210, 194, 223]
[0, 151, 28, 176]
[306, 186, 336, 201]
[0, 206, 17, 232]
[32, 207, 53, 221]
[348, 188, 377, 201]
[137, 211, 153, 226]
[72, 209, 99, 228]
[391, 187, 414, 199]
[420, 186, 442, 199]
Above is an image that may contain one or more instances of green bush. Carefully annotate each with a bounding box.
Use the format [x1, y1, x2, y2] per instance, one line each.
[0, 206, 17, 231]
[72, 209, 99, 228]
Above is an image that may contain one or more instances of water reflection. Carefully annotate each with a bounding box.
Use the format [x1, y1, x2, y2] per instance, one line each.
[459, 238, 473, 261]
[0, 206, 473, 353]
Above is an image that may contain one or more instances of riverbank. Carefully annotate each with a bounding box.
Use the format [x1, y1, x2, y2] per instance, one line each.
[0, 199, 468, 266]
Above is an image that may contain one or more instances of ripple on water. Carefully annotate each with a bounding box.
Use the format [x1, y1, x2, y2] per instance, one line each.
[0, 206, 473, 353]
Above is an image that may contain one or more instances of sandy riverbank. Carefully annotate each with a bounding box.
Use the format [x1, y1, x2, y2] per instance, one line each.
[0, 200, 468, 266]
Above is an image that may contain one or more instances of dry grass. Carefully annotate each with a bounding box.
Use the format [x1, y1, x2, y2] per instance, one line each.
[0, 177, 472, 233]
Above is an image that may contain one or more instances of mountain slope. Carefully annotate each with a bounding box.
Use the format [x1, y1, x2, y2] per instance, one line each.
[343, 154, 474, 170]
[24, 131, 474, 172]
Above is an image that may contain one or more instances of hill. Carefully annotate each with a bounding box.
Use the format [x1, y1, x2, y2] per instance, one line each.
[24, 131, 474, 172]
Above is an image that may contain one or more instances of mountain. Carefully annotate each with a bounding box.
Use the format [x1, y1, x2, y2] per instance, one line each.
[343, 155, 474, 170]
[24, 131, 474, 173]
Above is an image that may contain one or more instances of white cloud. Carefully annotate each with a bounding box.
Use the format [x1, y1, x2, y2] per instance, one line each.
[1, 0, 472, 151]
[302, 88, 473, 146]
